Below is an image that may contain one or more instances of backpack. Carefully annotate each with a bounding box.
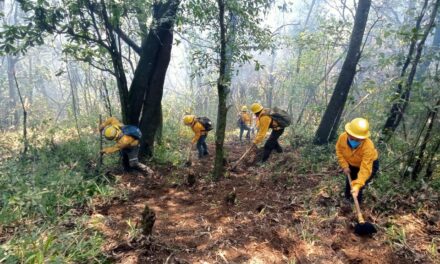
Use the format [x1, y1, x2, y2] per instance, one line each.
[121, 125, 142, 139]
[196, 117, 213, 131]
[270, 107, 292, 128]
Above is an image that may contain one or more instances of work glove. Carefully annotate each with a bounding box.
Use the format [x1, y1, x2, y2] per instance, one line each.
[351, 186, 360, 198]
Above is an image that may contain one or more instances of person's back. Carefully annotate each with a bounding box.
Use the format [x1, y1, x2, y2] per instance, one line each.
[183, 115, 210, 158]
[100, 117, 138, 154]
[99, 117, 152, 174]
[250, 103, 285, 162]
[239, 106, 251, 142]
[241, 112, 251, 126]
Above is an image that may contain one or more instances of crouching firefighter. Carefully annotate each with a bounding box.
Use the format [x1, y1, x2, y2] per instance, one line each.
[250, 103, 291, 162]
[183, 115, 213, 159]
[99, 117, 153, 174]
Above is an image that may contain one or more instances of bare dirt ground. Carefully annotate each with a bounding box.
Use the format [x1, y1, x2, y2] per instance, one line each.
[91, 141, 440, 264]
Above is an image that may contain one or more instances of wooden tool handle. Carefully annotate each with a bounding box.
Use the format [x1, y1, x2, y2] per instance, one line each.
[232, 145, 255, 169]
[186, 144, 193, 162]
[345, 172, 365, 223]
[98, 114, 103, 166]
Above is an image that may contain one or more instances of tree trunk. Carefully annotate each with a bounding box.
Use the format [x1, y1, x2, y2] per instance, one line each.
[313, 0, 371, 144]
[425, 138, 440, 178]
[28, 56, 34, 104]
[13, 73, 28, 155]
[266, 50, 276, 108]
[108, 40, 129, 123]
[7, 56, 19, 128]
[101, 79, 113, 117]
[67, 63, 81, 139]
[99, 0, 130, 123]
[408, 99, 440, 180]
[381, 0, 439, 142]
[213, 0, 236, 181]
[415, 16, 440, 80]
[295, 0, 317, 74]
[127, 0, 180, 157]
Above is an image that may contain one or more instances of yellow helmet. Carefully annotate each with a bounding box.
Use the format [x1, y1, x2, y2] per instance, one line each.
[103, 126, 120, 140]
[183, 115, 196, 125]
[250, 103, 263, 113]
[345, 118, 371, 139]
[241, 105, 248, 111]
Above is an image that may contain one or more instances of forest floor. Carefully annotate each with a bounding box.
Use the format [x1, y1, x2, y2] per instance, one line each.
[90, 141, 440, 264]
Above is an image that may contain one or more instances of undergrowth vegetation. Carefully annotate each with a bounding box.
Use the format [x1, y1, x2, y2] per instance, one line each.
[0, 115, 438, 262]
[0, 119, 116, 263]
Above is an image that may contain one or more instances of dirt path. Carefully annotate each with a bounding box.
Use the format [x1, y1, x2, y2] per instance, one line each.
[91, 142, 439, 263]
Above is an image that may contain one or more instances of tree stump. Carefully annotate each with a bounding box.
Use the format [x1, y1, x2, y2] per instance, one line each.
[141, 205, 156, 236]
[225, 188, 236, 206]
[187, 172, 196, 187]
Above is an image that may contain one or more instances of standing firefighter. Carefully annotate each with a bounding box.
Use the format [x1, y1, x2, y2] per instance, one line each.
[238, 105, 251, 142]
[250, 103, 291, 162]
[336, 118, 379, 204]
[183, 115, 213, 159]
[99, 117, 153, 174]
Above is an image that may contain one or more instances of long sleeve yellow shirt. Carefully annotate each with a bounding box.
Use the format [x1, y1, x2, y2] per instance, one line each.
[253, 109, 282, 145]
[100, 117, 139, 154]
[335, 132, 379, 190]
[253, 113, 271, 145]
[241, 112, 251, 125]
[191, 121, 207, 144]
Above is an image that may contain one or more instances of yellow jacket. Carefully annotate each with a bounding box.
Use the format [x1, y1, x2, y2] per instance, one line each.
[335, 132, 378, 190]
[241, 112, 251, 125]
[253, 109, 281, 145]
[191, 121, 208, 144]
[100, 117, 139, 154]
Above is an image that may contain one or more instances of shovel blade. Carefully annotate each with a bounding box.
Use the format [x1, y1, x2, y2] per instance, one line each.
[354, 222, 377, 236]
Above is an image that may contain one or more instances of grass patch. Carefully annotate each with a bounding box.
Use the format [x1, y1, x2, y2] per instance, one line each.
[0, 124, 116, 262]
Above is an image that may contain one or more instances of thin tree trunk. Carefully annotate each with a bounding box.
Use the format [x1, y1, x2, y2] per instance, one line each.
[213, 0, 229, 181]
[13, 73, 28, 155]
[99, 0, 130, 123]
[266, 50, 276, 108]
[67, 63, 81, 140]
[408, 99, 440, 179]
[425, 138, 440, 178]
[415, 16, 440, 80]
[213, 3, 238, 181]
[7, 56, 19, 128]
[314, 0, 371, 144]
[28, 56, 34, 104]
[100, 79, 113, 116]
[381, 0, 439, 142]
[295, 0, 317, 74]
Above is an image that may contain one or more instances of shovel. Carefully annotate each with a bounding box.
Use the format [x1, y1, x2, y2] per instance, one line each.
[346, 173, 377, 236]
[231, 145, 255, 171]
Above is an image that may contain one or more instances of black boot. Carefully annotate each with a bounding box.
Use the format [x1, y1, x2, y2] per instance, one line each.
[275, 145, 283, 153]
